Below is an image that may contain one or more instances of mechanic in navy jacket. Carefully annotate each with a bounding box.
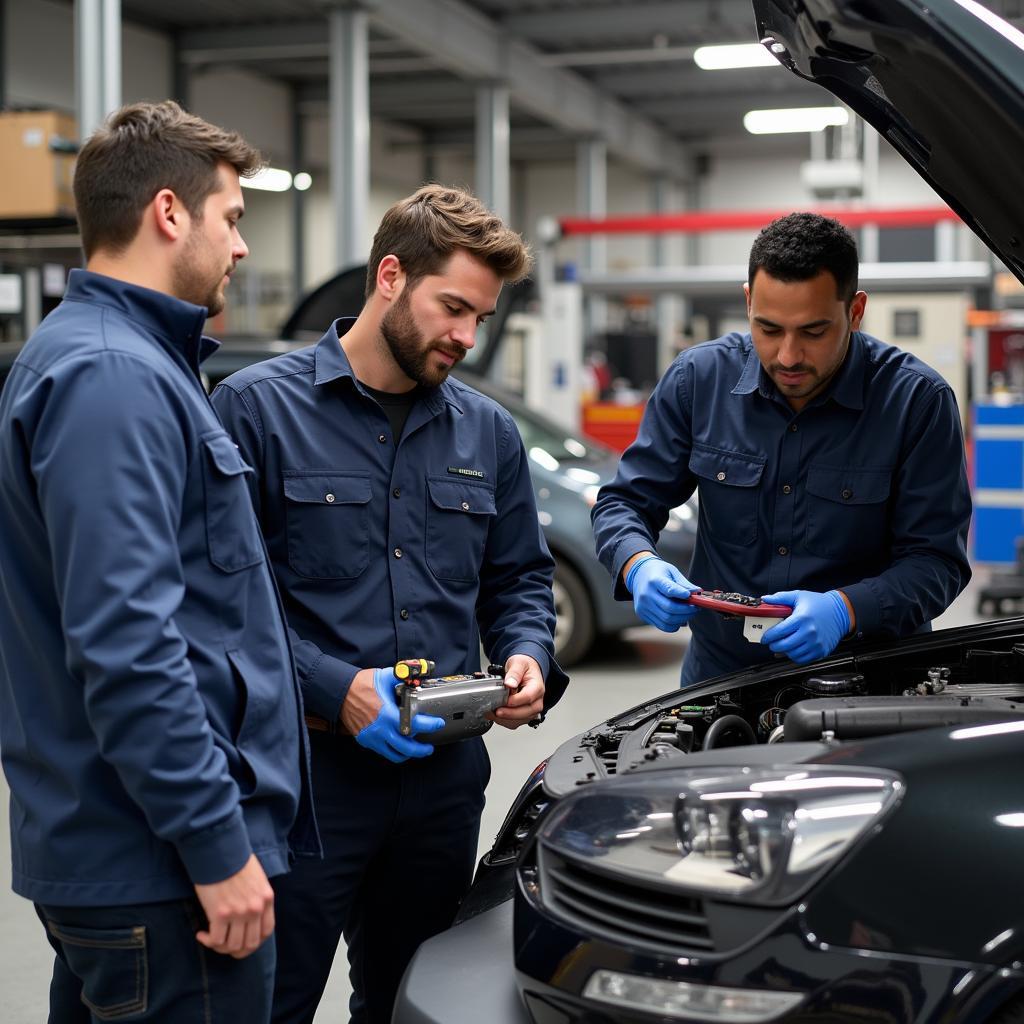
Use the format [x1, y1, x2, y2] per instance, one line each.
[211, 184, 568, 1024]
[593, 213, 971, 687]
[0, 102, 317, 1022]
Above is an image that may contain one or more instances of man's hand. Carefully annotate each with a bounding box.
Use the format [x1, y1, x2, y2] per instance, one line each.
[626, 554, 700, 633]
[346, 667, 444, 763]
[760, 590, 850, 664]
[194, 853, 274, 959]
[492, 654, 544, 729]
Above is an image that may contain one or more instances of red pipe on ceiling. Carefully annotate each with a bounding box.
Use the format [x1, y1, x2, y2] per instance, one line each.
[557, 206, 961, 237]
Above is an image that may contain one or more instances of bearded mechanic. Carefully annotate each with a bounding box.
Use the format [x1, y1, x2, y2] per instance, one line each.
[592, 212, 972, 686]
[212, 184, 567, 1024]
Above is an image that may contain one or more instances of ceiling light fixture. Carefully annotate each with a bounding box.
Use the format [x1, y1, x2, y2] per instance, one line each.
[694, 43, 779, 70]
[744, 106, 850, 134]
[241, 167, 293, 192]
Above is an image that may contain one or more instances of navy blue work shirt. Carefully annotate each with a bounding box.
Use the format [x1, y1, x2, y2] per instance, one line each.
[592, 331, 972, 687]
[0, 270, 317, 907]
[210, 321, 568, 719]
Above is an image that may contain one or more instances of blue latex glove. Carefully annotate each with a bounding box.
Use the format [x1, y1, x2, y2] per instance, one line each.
[760, 590, 850, 664]
[626, 555, 699, 633]
[355, 668, 446, 764]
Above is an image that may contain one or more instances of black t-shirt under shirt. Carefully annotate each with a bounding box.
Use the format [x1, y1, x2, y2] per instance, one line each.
[362, 383, 420, 444]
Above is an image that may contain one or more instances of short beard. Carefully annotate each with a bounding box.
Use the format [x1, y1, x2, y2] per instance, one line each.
[171, 223, 227, 316]
[380, 288, 463, 388]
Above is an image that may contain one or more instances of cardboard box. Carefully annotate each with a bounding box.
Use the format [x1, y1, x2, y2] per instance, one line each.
[0, 111, 77, 220]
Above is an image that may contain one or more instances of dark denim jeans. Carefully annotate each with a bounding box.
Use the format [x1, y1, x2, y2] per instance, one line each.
[36, 896, 275, 1023]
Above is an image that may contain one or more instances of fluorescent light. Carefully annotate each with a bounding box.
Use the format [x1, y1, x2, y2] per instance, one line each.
[744, 106, 849, 135]
[242, 167, 293, 192]
[293, 171, 313, 191]
[694, 43, 779, 70]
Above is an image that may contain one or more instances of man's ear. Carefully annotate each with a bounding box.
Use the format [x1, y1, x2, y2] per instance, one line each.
[375, 255, 405, 301]
[849, 290, 867, 331]
[151, 188, 186, 243]
[743, 280, 752, 316]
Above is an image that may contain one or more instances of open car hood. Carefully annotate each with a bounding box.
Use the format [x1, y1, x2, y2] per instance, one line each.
[752, 0, 1024, 284]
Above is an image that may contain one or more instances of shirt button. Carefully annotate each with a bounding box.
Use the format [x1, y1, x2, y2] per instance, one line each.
[325, 493, 336, 503]
[790, 423, 798, 432]
[841, 488, 853, 499]
[716, 471, 726, 482]
[393, 488, 401, 498]
[778, 546, 788, 556]
[378, 434, 388, 443]
[782, 485, 792, 495]
[461, 501, 470, 510]
[394, 548, 403, 559]
[400, 608, 409, 620]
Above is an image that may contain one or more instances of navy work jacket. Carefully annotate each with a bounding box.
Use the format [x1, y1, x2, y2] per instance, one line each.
[592, 331, 972, 687]
[210, 321, 568, 719]
[0, 270, 317, 906]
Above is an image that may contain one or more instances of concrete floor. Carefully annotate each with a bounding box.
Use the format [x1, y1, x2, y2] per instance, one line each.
[0, 570, 990, 1022]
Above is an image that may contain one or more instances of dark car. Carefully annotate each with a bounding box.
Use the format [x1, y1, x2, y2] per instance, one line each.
[393, 2, 1024, 1022]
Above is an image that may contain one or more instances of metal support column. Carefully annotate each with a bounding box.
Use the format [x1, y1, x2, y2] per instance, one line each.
[475, 83, 510, 221]
[860, 122, 880, 262]
[75, 0, 121, 140]
[291, 89, 306, 301]
[577, 138, 607, 342]
[652, 175, 686, 374]
[0, 0, 7, 111]
[328, 7, 369, 271]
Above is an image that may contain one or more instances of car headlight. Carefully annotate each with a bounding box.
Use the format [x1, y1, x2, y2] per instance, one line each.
[486, 760, 551, 865]
[538, 766, 903, 905]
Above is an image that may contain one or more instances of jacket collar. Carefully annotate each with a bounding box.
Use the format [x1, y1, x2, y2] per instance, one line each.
[313, 318, 464, 414]
[731, 331, 866, 411]
[65, 269, 217, 372]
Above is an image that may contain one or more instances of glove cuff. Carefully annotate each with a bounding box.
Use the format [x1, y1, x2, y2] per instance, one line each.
[625, 554, 661, 594]
[825, 590, 851, 637]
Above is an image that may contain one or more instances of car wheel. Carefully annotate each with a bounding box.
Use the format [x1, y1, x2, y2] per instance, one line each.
[552, 558, 595, 668]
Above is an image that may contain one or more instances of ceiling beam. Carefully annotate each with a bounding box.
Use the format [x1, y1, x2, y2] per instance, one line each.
[179, 6, 692, 175]
[497, 0, 757, 44]
[357, 0, 690, 174]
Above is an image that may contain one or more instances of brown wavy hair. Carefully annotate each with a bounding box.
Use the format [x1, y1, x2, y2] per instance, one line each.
[366, 184, 532, 297]
[73, 100, 263, 259]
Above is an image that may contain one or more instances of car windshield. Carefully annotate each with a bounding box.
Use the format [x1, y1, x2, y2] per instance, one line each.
[506, 403, 610, 466]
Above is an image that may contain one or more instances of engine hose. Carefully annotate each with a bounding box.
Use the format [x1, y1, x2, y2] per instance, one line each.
[703, 714, 756, 750]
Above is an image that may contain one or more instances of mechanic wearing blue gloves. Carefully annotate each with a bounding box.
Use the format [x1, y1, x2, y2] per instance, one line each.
[212, 185, 567, 1024]
[594, 213, 971, 686]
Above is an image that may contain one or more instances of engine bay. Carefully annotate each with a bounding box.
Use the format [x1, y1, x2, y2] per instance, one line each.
[543, 629, 1024, 794]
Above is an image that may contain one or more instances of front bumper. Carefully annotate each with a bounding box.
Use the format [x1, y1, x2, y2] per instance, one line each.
[513, 884, 1020, 1024]
[393, 898, 531, 1024]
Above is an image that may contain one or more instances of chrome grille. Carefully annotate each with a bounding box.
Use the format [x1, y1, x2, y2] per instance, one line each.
[539, 848, 715, 953]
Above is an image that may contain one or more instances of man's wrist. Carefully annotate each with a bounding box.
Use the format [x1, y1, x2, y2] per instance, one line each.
[623, 551, 658, 593]
[835, 589, 856, 637]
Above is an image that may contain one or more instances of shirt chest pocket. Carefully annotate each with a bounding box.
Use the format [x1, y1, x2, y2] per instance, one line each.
[283, 472, 372, 580]
[425, 476, 496, 582]
[804, 464, 892, 559]
[689, 444, 765, 546]
[201, 432, 264, 573]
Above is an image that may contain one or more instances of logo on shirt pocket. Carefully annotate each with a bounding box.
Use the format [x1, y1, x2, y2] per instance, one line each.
[424, 476, 496, 582]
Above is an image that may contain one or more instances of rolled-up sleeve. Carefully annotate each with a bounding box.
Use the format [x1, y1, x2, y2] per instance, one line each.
[35, 355, 250, 885]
